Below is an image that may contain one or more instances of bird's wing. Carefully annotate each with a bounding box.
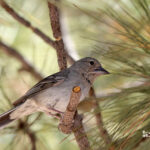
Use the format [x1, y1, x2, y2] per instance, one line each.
[13, 69, 69, 106]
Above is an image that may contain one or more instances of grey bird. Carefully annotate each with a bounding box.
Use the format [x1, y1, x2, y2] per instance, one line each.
[0, 57, 109, 128]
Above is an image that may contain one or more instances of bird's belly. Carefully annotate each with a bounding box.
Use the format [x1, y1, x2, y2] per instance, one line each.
[34, 82, 90, 112]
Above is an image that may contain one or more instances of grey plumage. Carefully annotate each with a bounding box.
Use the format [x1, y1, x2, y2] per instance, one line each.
[0, 57, 109, 128]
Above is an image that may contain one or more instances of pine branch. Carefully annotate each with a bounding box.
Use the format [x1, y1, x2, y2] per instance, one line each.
[47, 0, 67, 70]
[0, 0, 73, 69]
[73, 112, 91, 150]
[0, 41, 43, 80]
[89, 88, 112, 147]
[59, 86, 91, 150]
[59, 86, 81, 134]
[0, 0, 55, 49]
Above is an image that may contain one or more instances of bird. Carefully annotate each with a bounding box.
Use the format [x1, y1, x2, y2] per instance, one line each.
[0, 57, 109, 128]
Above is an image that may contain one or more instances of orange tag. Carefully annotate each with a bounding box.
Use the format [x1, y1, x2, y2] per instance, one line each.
[55, 36, 62, 41]
[73, 86, 81, 93]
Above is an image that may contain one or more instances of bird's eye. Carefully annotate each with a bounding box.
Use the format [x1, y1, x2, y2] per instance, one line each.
[89, 61, 94, 65]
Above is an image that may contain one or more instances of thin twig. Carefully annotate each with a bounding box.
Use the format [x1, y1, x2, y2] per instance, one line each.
[133, 137, 147, 150]
[89, 88, 112, 146]
[26, 128, 36, 150]
[18, 120, 36, 150]
[0, 0, 73, 68]
[48, 1, 67, 70]
[18, 121, 36, 150]
[73, 112, 91, 150]
[0, 41, 43, 80]
[0, 0, 55, 49]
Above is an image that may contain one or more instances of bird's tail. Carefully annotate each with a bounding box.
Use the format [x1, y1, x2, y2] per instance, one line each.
[0, 99, 37, 129]
[0, 107, 17, 129]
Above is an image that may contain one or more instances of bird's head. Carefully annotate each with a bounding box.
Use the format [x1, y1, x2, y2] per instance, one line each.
[71, 57, 109, 83]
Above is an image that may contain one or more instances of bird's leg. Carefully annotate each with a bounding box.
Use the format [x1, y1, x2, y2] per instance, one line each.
[47, 112, 62, 120]
[46, 107, 64, 120]
[50, 107, 63, 114]
[42, 104, 64, 120]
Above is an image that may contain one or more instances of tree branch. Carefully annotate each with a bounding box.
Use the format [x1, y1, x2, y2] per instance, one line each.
[73, 112, 91, 150]
[0, 0, 56, 49]
[0, 41, 43, 80]
[59, 86, 91, 150]
[0, 0, 73, 69]
[59, 86, 81, 134]
[89, 88, 112, 146]
[48, 1, 67, 70]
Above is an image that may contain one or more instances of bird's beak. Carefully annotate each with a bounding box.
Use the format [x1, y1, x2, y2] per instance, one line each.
[94, 66, 109, 75]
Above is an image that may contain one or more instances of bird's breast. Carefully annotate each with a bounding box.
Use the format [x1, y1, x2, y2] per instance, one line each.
[34, 79, 91, 112]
